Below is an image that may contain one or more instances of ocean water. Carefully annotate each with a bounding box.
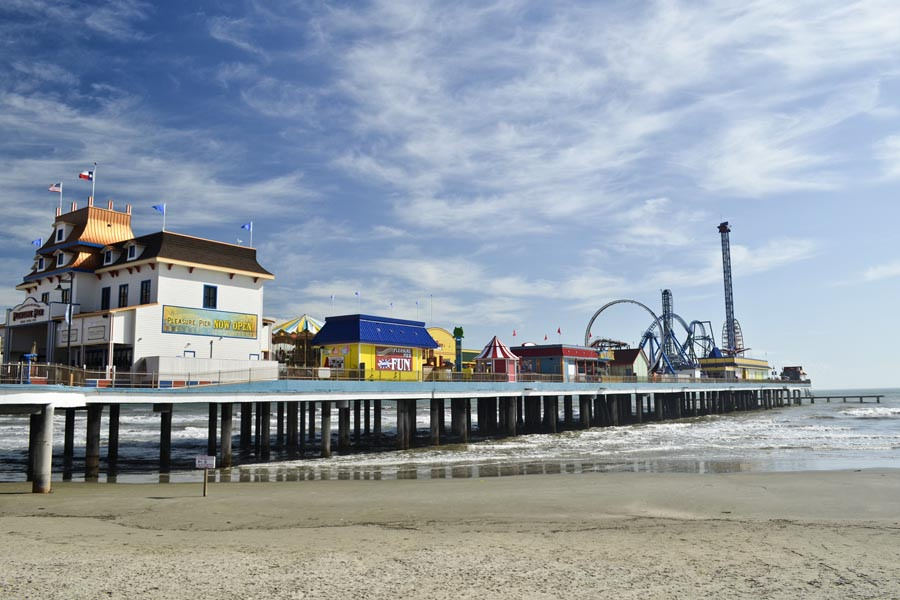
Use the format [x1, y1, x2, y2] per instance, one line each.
[1, 388, 897, 483]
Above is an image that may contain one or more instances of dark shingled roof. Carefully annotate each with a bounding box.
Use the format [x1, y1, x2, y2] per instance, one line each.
[104, 231, 272, 276]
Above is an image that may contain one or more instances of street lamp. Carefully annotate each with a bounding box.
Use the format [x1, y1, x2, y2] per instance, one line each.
[55, 274, 74, 366]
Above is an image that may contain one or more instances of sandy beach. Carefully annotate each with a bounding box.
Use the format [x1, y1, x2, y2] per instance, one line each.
[1, 470, 898, 599]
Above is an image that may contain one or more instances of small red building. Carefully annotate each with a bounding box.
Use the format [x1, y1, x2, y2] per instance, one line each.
[511, 344, 610, 382]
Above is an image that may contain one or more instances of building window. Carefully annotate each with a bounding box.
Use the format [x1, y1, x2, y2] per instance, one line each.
[101, 286, 110, 311]
[56, 253, 65, 267]
[140, 280, 151, 304]
[202, 285, 217, 309]
[103, 250, 112, 265]
[61, 288, 70, 304]
[56, 228, 64, 242]
[128, 245, 137, 259]
[118, 284, 128, 308]
[41, 292, 49, 304]
[37, 257, 44, 270]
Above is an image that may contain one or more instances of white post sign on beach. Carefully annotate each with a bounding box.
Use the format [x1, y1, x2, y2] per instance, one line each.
[195, 455, 215, 496]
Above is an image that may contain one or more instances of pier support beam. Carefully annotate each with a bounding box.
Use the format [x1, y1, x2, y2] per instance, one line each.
[338, 402, 350, 451]
[85, 404, 103, 480]
[374, 400, 382, 438]
[286, 401, 298, 448]
[543, 396, 557, 432]
[298, 401, 306, 453]
[504, 397, 517, 437]
[260, 401, 271, 459]
[320, 401, 332, 458]
[579, 396, 592, 429]
[108, 403, 120, 475]
[308, 402, 316, 442]
[364, 400, 371, 436]
[207, 403, 218, 457]
[430, 398, 441, 445]
[563, 395, 573, 428]
[240, 402, 252, 449]
[635, 394, 642, 423]
[221, 402, 233, 468]
[63, 408, 75, 480]
[31, 405, 54, 493]
[158, 404, 172, 473]
[276, 401, 284, 447]
[353, 400, 361, 444]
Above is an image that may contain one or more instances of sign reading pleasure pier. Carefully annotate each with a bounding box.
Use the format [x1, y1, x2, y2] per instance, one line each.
[162, 305, 257, 339]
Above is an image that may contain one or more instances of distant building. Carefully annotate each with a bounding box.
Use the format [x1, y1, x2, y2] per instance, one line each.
[699, 350, 770, 380]
[3, 200, 275, 380]
[511, 344, 611, 382]
[780, 365, 807, 381]
[608, 348, 650, 378]
[312, 314, 438, 380]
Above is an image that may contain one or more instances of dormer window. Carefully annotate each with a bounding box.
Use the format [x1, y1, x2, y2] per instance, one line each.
[56, 253, 65, 267]
[56, 227, 65, 242]
[104, 250, 113, 265]
[37, 257, 45, 271]
[127, 245, 137, 260]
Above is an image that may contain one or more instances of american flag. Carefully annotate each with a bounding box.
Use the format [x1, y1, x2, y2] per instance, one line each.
[48, 182, 62, 193]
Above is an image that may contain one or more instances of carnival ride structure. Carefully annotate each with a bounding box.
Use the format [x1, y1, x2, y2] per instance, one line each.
[583, 290, 717, 375]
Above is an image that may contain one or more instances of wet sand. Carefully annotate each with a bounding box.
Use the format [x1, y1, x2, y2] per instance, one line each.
[1, 470, 898, 599]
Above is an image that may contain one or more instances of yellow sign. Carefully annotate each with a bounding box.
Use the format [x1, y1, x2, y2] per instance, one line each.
[162, 305, 257, 339]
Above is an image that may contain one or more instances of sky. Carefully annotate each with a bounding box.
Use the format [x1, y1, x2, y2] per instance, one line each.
[2, 0, 899, 388]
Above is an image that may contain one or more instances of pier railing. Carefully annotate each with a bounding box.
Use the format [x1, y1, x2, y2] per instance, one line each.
[1, 361, 809, 389]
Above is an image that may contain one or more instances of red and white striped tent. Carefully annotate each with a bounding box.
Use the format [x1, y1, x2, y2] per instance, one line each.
[474, 336, 519, 381]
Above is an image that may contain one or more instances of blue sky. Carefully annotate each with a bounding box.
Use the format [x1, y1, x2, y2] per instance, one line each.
[3, 0, 900, 388]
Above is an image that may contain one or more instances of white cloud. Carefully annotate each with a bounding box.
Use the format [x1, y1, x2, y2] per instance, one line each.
[862, 260, 900, 282]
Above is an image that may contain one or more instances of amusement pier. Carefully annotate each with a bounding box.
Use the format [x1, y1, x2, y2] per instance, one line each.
[2, 199, 810, 492]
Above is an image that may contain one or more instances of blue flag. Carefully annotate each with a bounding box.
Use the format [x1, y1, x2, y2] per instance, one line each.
[31, 238, 42, 248]
[241, 221, 253, 231]
[152, 203, 166, 215]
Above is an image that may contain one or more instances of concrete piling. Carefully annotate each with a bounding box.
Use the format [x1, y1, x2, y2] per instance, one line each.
[85, 404, 102, 480]
[338, 402, 350, 451]
[31, 405, 54, 494]
[374, 400, 382, 438]
[207, 403, 217, 457]
[240, 402, 252, 449]
[221, 402, 233, 468]
[63, 407, 75, 480]
[276, 401, 284, 447]
[579, 396, 591, 429]
[320, 401, 332, 457]
[159, 404, 172, 473]
[108, 403, 120, 474]
[260, 401, 271, 459]
[430, 398, 441, 445]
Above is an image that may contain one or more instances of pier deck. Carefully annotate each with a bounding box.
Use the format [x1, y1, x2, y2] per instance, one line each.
[2, 379, 810, 492]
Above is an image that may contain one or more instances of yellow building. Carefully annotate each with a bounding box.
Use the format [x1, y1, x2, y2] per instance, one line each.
[699, 355, 771, 380]
[312, 314, 438, 381]
[425, 326, 480, 369]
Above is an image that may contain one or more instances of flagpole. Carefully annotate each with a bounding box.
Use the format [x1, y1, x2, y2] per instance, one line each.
[59, 181, 63, 212]
[91, 162, 96, 201]
[250, 221, 253, 247]
[163, 203, 167, 232]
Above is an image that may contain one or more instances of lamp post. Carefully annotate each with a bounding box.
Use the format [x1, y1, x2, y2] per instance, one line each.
[55, 274, 74, 366]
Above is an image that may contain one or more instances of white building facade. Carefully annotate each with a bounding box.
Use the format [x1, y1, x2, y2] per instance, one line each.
[4, 199, 275, 382]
